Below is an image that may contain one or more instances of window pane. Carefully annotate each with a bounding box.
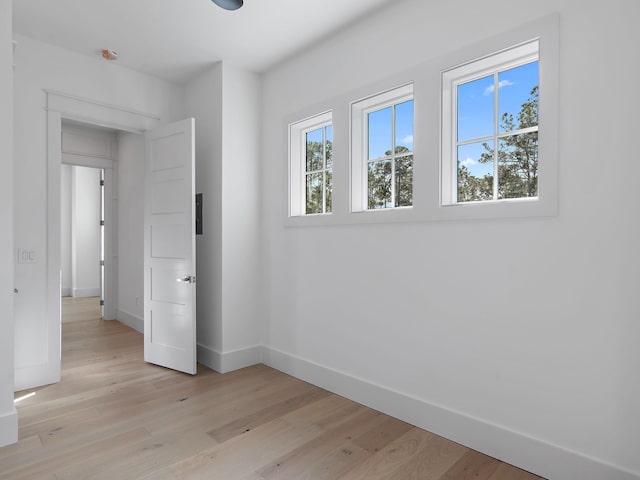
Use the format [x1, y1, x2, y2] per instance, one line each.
[395, 155, 413, 207]
[368, 107, 392, 160]
[395, 100, 414, 153]
[325, 170, 332, 213]
[306, 128, 324, 172]
[457, 141, 494, 202]
[498, 61, 538, 133]
[325, 125, 333, 170]
[457, 75, 494, 142]
[306, 172, 324, 214]
[367, 160, 392, 209]
[498, 133, 538, 199]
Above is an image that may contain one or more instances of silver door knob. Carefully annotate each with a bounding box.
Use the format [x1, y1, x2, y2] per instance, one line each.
[176, 275, 196, 284]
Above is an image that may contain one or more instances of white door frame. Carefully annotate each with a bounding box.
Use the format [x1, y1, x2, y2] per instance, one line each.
[25, 90, 161, 390]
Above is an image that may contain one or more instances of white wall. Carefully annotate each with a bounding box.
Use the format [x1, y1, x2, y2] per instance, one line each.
[260, 1, 640, 479]
[186, 63, 224, 358]
[0, 0, 17, 448]
[116, 132, 145, 331]
[185, 62, 262, 372]
[12, 34, 185, 390]
[70, 166, 102, 298]
[60, 164, 72, 296]
[220, 64, 262, 356]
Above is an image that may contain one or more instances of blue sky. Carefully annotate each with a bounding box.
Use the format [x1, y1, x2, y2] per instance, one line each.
[368, 100, 414, 160]
[457, 61, 538, 178]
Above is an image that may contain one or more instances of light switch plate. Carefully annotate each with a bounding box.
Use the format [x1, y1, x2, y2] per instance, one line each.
[17, 249, 37, 264]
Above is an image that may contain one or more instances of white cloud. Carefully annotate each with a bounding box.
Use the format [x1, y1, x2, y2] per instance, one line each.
[400, 134, 414, 146]
[483, 79, 515, 96]
[460, 157, 477, 168]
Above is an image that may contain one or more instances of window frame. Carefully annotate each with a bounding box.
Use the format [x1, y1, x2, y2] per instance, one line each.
[442, 40, 541, 207]
[289, 111, 333, 217]
[351, 83, 414, 213]
[284, 15, 558, 227]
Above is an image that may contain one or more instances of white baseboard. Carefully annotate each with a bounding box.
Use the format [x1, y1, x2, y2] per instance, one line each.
[116, 309, 143, 333]
[197, 343, 261, 374]
[61, 287, 71, 297]
[261, 346, 640, 480]
[0, 407, 18, 448]
[71, 288, 100, 298]
[14, 362, 60, 392]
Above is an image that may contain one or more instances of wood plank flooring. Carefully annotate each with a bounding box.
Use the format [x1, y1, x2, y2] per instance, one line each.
[1, 298, 544, 480]
[62, 296, 102, 324]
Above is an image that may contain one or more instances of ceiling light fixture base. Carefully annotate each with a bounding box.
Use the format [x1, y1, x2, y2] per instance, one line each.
[211, 0, 243, 11]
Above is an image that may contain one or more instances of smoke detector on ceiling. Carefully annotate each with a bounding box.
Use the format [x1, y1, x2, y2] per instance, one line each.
[101, 49, 118, 60]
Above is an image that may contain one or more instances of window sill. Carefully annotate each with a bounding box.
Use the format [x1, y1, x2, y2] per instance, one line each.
[285, 197, 556, 228]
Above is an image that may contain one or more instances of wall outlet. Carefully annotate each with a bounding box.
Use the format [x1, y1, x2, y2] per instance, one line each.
[17, 249, 37, 264]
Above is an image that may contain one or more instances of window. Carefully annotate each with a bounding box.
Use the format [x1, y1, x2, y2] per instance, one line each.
[351, 84, 414, 212]
[289, 112, 332, 216]
[442, 41, 539, 205]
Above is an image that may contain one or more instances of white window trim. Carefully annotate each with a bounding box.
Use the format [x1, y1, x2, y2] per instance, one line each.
[442, 40, 540, 206]
[289, 111, 332, 217]
[283, 14, 558, 227]
[351, 83, 414, 213]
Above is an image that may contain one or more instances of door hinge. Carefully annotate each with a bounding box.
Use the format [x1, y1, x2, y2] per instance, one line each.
[100, 220, 105, 226]
[100, 260, 105, 266]
[100, 179, 105, 186]
[100, 300, 105, 306]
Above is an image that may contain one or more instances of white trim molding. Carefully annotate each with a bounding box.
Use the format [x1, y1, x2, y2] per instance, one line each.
[71, 288, 101, 298]
[45, 89, 160, 134]
[0, 408, 18, 448]
[116, 309, 143, 333]
[351, 82, 414, 212]
[24, 91, 162, 392]
[284, 14, 559, 227]
[261, 346, 640, 480]
[289, 110, 333, 217]
[197, 344, 262, 374]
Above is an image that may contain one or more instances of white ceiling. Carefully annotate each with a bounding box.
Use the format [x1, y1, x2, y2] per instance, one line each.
[12, 0, 396, 84]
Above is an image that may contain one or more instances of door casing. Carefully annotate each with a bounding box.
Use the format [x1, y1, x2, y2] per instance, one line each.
[14, 91, 161, 391]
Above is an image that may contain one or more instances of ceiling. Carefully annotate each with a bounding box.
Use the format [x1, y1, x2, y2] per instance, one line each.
[12, 0, 396, 84]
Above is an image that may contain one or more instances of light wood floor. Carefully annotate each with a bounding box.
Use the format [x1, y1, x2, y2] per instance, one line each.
[2, 298, 544, 480]
[61, 296, 102, 324]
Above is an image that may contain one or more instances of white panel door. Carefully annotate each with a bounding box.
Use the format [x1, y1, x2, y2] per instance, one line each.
[144, 118, 196, 375]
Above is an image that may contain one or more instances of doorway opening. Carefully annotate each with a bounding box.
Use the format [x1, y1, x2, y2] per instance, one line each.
[12, 91, 161, 393]
[60, 119, 118, 325]
[60, 163, 105, 324]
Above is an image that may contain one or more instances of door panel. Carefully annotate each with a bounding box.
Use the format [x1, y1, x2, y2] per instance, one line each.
[151, 224, 185, 258]
[144, 118, 196, 375]
[151, 179, 185, 214]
